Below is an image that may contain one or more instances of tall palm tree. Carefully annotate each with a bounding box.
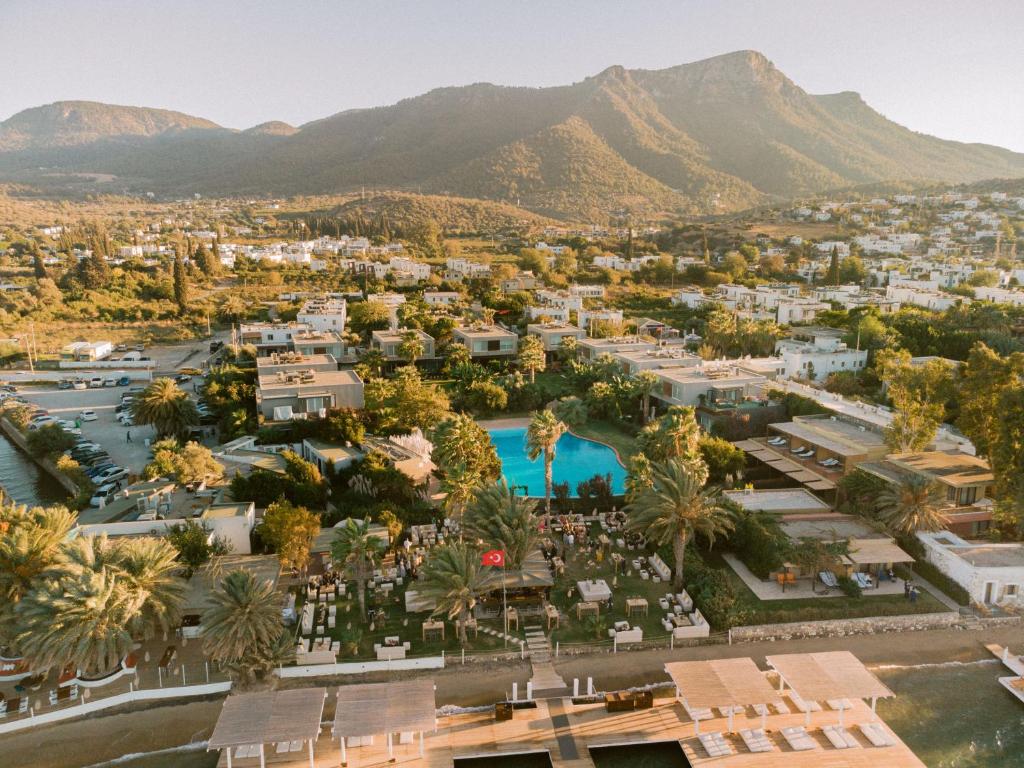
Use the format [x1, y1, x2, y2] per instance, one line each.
[131, 378, 199, 440]
[431, 413, 500, 482]
[879, 475, 948, 536]
[634, 370, 660, 424]
[330, 518, 385, 619]
[114, 537, 186, 639]
[0, 503, 76, 607]
[359, 348, 386, 378]
[398, 330, 425, 366]
[525, 409, 567, 518]
[626, 459, 734, 592]
[201, 569, 284, 669]
[16, 568, 135, 676]
[219, 294, 247, 324]
[417, 542, 490, 646]
[440, 462, 484, 521]
[463, 481, 541, 569]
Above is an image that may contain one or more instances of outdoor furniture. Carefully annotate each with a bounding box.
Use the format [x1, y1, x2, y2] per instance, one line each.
[698, 732, 734, 757]
[739, 728, 774, 753]
[545, 603, 560, 630]
[495, 702, 514, 721]
[464, 616, 479, 638]
[781, 726, 818, 751]
[422, 620, 444, 642]
[576, 601, 599, 620]
[823, 725, 860, 749]
[576, 579, 612, 602]
[625, 597, 648, 617]
[859, 722, 895, 747]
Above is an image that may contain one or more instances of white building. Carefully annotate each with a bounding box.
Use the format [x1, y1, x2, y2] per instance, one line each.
[886, 285, 967, 312]
[577, 308, 624, 330]
[917, 532, 1024, 607]
[297, 297, 347, 333]
[423, 291, 462, 307]
[774, 328, 867, 381]
[672, 288, 713, 309]
[974, 286, 1024, 307]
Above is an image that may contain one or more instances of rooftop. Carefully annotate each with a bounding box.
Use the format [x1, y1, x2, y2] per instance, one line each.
[723, 488, 831, 514]
[887, 451, 993, 486]
[771, 416, 886, 457]
[453, 324, 517, 338]
[258, 368, 362, 392]
[947, 544, 1024, 568]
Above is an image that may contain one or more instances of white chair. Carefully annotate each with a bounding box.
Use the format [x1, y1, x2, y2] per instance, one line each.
[824, 725, 860, 749]
[781, 726, 817, 751]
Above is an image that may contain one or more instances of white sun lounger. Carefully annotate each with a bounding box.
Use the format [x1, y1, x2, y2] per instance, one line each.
[684, 703, 714, 721]
[859, 722, 895, 747]
[789, 692, 822, 712]
[781, 726, 818, 751]
[823, 725, 860, 749]
[827, 698, 853, 711]
[739, 728, 774, 753]
[717, 705, 745, 717]
[289, 740, 303, 752]
[698, 732, 734, 757]
[275, 742, 289, 754]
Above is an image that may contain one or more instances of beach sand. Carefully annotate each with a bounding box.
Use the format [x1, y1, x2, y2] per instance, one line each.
[3, 626, 1020, 768]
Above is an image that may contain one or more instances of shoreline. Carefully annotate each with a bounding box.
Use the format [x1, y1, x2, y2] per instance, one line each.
[5, 624, 1020, 768]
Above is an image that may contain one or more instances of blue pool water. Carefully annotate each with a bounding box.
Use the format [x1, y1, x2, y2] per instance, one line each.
[488, 427, 627, 497]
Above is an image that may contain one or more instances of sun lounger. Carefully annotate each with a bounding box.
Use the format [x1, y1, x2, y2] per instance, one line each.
[859, 722, 895, 747]
[718, 705, 745, 717]
[684, 703, 714, 721]
[823, 725, 860, 749]
[739, 728, 774, 753]
[276, 742, 289, 754]
[827, 698, 853, 711]
[819, 570, 839, 588]
[698, 732, 734, 757]
[781, 726, 818, 751]
[289, 740, 303, 752]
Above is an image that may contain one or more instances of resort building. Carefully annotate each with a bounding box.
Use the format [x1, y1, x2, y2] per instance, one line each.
[858, 451, 995, 537]
[649, 365, 767, 410]
[577, 308, 625, 330]
[301, 438, 363, 476]
[526, 322, 587, 353]
[256, 354, 364, 421]
[611, 347, 702, 375]
[917, 531, 1024, 606]
[722, 488, 832, 516]
[370, 328, 437, 362]
[576, 335, 657, 361]
[296, 296, 347, 333]
[422, 290, 461, 307]
[774, 327, 868, 382]
[526, 304, 570, 323]
[452, 324, 518, 359]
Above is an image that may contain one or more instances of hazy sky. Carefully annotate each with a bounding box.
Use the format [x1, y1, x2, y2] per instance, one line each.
[4, 0, 1023, 150]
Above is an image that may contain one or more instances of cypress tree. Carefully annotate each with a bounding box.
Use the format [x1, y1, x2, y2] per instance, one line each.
[31, 242, 48, 279]
[173, 247, 189, 314]
[825, 245, 841, 286]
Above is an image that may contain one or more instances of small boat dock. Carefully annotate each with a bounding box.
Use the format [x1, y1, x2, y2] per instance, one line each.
[985, 643, 1024, 704]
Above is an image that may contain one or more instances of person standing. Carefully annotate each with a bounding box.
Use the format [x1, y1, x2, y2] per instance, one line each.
[126, 430, 132, 443]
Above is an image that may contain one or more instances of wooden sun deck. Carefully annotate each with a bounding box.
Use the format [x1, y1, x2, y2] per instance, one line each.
[215, 696, 925, 768]
[987, 643, 1024, 706]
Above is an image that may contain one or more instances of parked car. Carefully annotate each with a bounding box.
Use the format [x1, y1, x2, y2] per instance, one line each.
[58, 379, 72, 390]
[103, 378, 117, 387]
[116, 376, 131, 386]
[28, 417, 57, 430]
[132, 344, 145, 352]
[88, 378, 103, 389]
[115, 344, 128, 352]
[89, 483, 120, 507]
[78, 410, 98, 422]
[72, 380, 87, 390]
[94, 467, 129, 484]
[209, 340, 224, 352]
[118, 413, 134, 426]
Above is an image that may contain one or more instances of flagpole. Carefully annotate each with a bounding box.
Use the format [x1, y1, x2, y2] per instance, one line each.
[502, 558, 508, 648]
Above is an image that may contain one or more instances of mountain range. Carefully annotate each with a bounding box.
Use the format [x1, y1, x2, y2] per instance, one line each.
[2, 51, 1022, 220]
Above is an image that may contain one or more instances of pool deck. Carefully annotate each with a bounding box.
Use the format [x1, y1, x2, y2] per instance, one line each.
[215, 695, 925, 768]
[477, 417, 532, 430]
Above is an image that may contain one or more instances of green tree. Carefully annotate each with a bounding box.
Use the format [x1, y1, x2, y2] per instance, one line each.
[463, 481, 541, 569]
[878, 350, 953, 452]
[431, 413, 501, 482]
[173, 247, 189, 314]
[517, 335, 547, 384]
[957, 343, 1024, 459]
[166, 520, 230, 577]
[626, 459, 733, 592]
[330, 518, 385, 619]
[552, 396, 588, 429]
[349, 301, 392, 337]
[638, 405, 701, 463]
[698, 435, 746, 485]
[131, 378, 199, 440]
[824, 246, 841, 286]
[878, 475, 947, 536]
[418, 542, 490, 646]
[26, 424, 77, 459]
[145, 439, 224, 485]
[201, 569, 293, 688]
[259, 499, 320, 573]
[634, 370, 659, 424]
[526, 409, 567, 517]
[363, 366, 450, 433]
[839, 255, 867, 284]
[398, 330, 425, 366]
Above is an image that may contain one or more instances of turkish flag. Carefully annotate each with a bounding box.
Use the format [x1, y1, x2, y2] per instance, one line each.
[481, 549, 506, 567]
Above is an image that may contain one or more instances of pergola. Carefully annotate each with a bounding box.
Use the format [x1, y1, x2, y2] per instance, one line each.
[207, 688, 327, 768]
[664, 658, 783, 735]
[332, 679, 436, 765]
[766, 651, 894, 726]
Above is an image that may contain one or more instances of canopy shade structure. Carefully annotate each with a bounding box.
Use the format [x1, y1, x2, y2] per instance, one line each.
[482, 549, 554, 591]
[665, 658, 782, 710]
[332, 679, 436, 738]
[767, 651, 894, 702]
[846, 537, 915, 565]
[208, 688, 327, 749]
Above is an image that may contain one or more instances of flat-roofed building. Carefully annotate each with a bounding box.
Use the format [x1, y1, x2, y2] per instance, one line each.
[297, 296, 347, 333]
[650, 365, 767, 409]
[527, 322, 586, 353]
[577, 335, 657, 361]
[371, 328, 436, 361]
[917, 531, 1024, 606]
[199, 502, 257, 555]
[611, 347, 702, 375]
[453, 324, 518, 358]
[256, 354, 363, 421]
[526, 304, 570, 323]
[722, 488, 832, 515]
[767, 414, 889, 474]
[301, 438, 363, 476]
[422, 290, 461, 307]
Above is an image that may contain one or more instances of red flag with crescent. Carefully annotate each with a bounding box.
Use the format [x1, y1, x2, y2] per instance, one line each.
[481, 549, 506, 567]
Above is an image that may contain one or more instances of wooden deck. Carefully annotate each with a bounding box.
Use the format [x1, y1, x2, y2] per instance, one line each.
[215, 695, 925, 768]
[986, 643, 1024, 706]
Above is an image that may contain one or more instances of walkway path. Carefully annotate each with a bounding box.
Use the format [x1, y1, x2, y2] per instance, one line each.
[526, 624, 569, 696]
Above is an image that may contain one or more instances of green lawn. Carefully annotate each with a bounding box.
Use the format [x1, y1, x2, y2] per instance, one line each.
[571, 419, 638, 463]
[703, 551, 950, 625]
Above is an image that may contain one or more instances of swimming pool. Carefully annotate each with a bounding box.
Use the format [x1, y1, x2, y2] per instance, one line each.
[487, 427, 627, 498]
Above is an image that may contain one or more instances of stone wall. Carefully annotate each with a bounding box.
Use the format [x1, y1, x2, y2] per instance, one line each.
[730, 611, 962, 643]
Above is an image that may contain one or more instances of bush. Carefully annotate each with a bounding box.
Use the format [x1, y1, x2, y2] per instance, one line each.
[26, 424, 77, 459]
[681, 546, 745, 629]
[729, 513, 788, 579]
[767, 389, 830, 418]
[836, 576, 862, 598]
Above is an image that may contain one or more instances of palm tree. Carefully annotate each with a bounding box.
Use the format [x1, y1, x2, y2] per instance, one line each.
[398, 330, 425, 366]
[201, 569, 285, 674]
[463, 481, 541, 569]
[552, 396, 588, 429]
[431, 413, 500, 482]
[330, 518, 385, 619]
[417, 542, 490, 646]
[525, 409, 566, 518]
[0, 503, 75, 607]
[219, 294, 247, 324]
[879, 475, 947, 536]
[440, 462, 484, 520]
[16, 568, 135, 676]
[114, 537, 186, 639]
[626, 459, 734, 592]
[131, 378, 199, 440]
[634, 370, 659, 424]
[639, 405, 701, 462]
